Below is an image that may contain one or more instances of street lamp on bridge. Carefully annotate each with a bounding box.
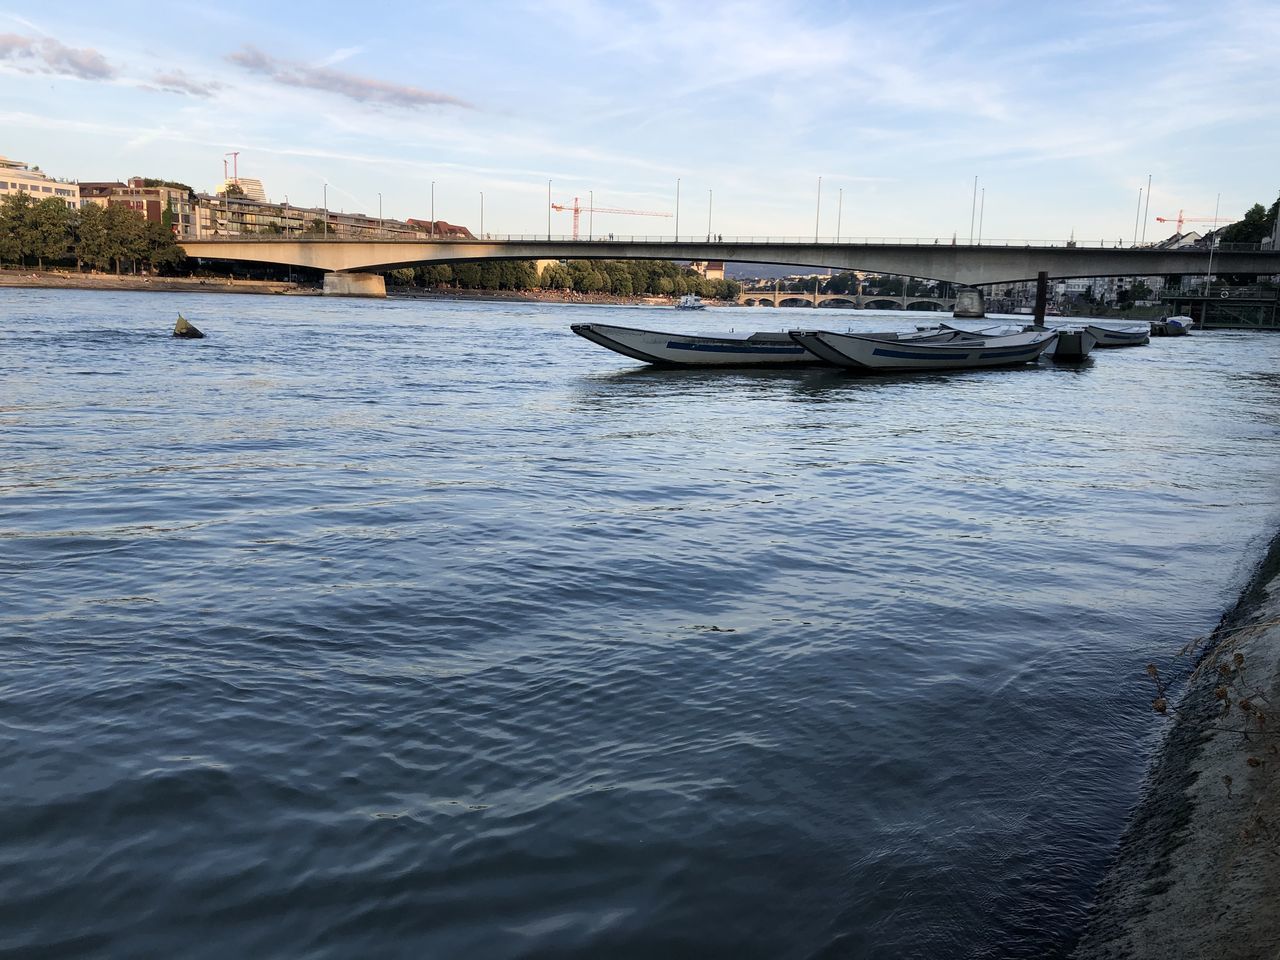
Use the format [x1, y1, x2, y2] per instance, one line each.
[323, 181, 328, 238]
[430, 181, 435, 239]
[674, 178, 681, 240]
[815, 176, 822, 243]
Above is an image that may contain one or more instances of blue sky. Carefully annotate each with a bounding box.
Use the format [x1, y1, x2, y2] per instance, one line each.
[2, 0, 1277, 241]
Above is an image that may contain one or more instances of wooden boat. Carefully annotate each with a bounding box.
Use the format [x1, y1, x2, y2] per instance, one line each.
[569, 323, 967, 367]
[1084, 324, 1150, 348]
[788, 328, 1058, 372]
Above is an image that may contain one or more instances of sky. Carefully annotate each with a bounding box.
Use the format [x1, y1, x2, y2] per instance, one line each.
[1, 0, 1277, 242]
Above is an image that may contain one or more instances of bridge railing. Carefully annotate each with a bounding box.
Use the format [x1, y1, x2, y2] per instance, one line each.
[185, 233, 1270, 251]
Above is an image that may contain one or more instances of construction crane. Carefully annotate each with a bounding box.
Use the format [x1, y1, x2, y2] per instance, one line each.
[223, 151, 240, 184]
[550, 196, 671, 239]
[1154, 210, 1226, 233]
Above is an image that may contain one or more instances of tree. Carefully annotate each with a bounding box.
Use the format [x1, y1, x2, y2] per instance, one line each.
[31, 197, 72, 269]
[143, 220, 185, 273]
[1219, 202, 1273, 244]
[0, 194, 33, 265]
[103, 204, 147, 274]
[74, 203, 111, 271]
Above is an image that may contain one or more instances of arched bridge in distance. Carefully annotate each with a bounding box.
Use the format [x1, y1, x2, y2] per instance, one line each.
[738, 291, 955, 310]
[178, 235, 1280, 299]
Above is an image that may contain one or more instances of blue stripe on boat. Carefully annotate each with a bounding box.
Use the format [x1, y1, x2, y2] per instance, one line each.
[667, 341, 807, 354]
[870, 343, 1041, 361]
[977, 345, 1041, 359]
[870, 347, 969, 360]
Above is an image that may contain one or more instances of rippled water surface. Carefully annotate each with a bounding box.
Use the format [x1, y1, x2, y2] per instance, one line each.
[3, 288, 1280, 959]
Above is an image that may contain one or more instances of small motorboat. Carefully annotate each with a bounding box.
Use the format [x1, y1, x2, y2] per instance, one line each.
[571, 322, 822, 366]
[1156, 315, 1194, 336]
[788, 328, 1058, 373]
[1084, 323, 1150, 348]
[675, 294, 706, 310]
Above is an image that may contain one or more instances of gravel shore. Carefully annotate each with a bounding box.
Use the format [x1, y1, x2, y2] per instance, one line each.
[1072, 532, 1280, 959]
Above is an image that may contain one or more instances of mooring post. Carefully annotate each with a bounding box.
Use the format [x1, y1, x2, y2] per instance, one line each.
[1033, 271, 1048, 325]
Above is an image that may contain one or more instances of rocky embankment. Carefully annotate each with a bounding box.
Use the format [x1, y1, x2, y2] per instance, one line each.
[1073, 533, 1280, 959]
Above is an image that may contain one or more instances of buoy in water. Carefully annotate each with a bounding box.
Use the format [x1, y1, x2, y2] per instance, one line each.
[173, 314, 205, 339]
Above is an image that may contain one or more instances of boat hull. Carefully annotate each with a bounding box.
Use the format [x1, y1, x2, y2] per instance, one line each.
[570, 322, 822, 366]
[1084, 324, 1150, 348]
[788, 329, 1058, 372]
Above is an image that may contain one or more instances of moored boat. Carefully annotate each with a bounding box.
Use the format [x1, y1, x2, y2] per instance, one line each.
[788, 328, 1058, 373]
[570, 322, 821, 366]
[1084, 323, 1150, 348]
[569, 323, 969, 367]
[675, 294, 706, 310]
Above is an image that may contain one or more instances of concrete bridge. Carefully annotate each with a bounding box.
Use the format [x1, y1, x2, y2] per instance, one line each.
[178, 236, 1280, 298]
[737, 290, 955, 310]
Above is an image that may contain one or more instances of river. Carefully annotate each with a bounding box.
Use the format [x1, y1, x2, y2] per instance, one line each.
[3, 288, 1279, 958]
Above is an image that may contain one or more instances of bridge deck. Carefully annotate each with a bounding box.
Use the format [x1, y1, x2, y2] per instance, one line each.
[179, 237, 1279, 287]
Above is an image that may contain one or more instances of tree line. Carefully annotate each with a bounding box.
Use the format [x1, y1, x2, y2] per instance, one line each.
[389, 258, 741, 299]
[1217, 200, 1279, 245]
[0, 194, 185, 274]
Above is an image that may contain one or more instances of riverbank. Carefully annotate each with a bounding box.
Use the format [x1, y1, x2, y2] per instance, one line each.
[0, 269, 316, 296]
[1072, 532, 1280, 959]
[0, 270, 734, 307]
[386, 285, 685, 307]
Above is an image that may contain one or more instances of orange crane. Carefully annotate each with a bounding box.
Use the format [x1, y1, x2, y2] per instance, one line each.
[1154, 211, 1226, 233]
[551, 196, 671, 239]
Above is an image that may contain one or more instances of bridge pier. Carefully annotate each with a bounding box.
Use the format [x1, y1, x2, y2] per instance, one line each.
[952, 287, 986, 319]
[322, 272, 387, 298]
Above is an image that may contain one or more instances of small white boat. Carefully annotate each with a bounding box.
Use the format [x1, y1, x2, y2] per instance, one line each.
[675, 294, 706, 310]
[571, 322, 821, 366]
[1084, 323, 1150, 348]
[1164, 315, 1194, 336]
[788, 328, 1058, 373]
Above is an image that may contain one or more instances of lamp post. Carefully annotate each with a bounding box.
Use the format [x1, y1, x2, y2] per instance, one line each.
[675, 178, 681, 240]
[969, 175, 977, 244]
[589, 189, 593, 241]
[378, 192, 382, 237]
[978, 188, 984, 245]
[1141, 173, 1152, 244]
[815, 175, 822, 243]
[480, 191, 484, 237]
[323, 181, 328, 237]
[1204, 192, 1221, 297]
[707, 189, 713, 241]
[430, 181, 436, 239]
[836, 187, 842, 243]
[547, 179, 551, 240]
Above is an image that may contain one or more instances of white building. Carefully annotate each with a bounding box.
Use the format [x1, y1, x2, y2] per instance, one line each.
[0, 156, 80, 209]
[218, 177, 268, 202]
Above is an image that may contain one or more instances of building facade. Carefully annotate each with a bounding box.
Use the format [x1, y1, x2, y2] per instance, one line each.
[79, 178, 198, 238]
[0, 156, 80, 209]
